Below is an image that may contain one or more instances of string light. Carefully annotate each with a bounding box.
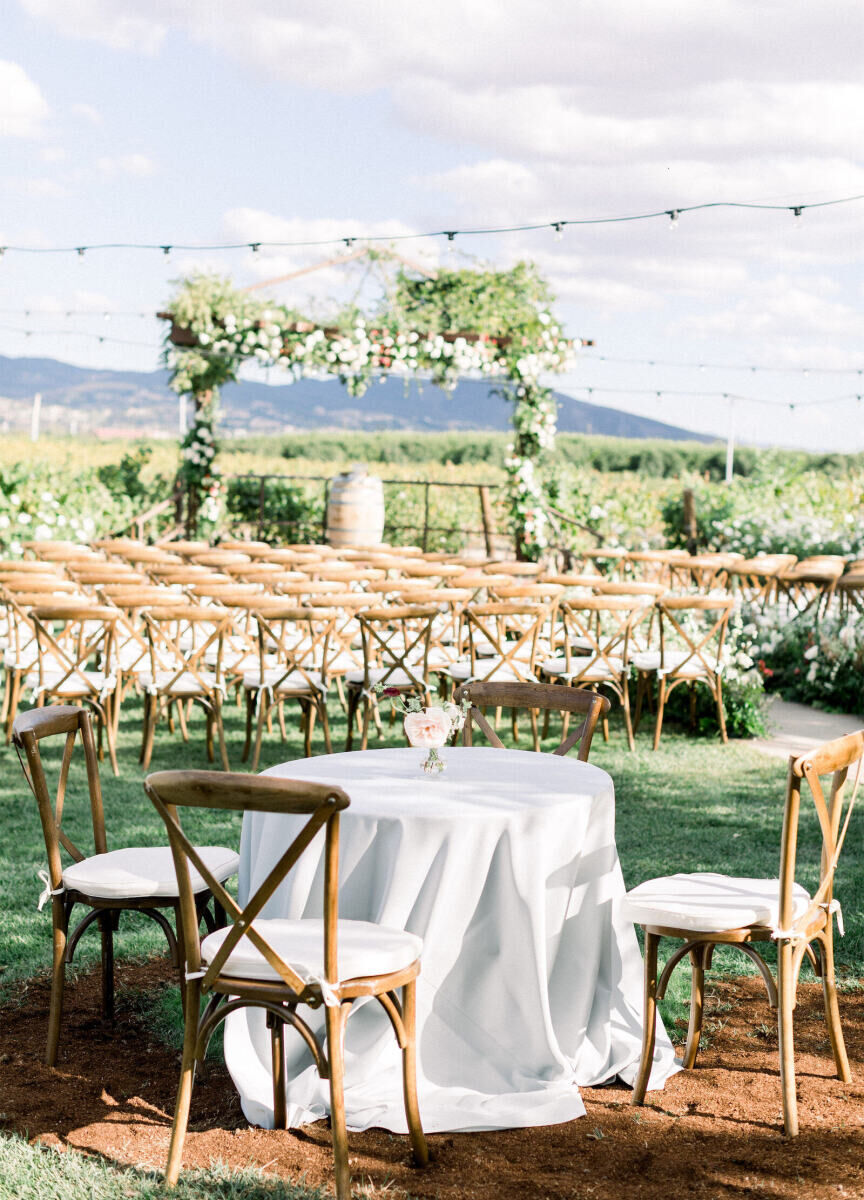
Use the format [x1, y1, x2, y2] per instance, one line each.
[581, 351, 864, 377]
[668, 209, 680, 230]
[0, 194, 858, 256]
[552, 222, 565, 241]
[567, 384, 861, 410]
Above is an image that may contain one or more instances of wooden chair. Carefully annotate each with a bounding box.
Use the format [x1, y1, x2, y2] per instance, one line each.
[140, 605, 231, 770]
[632, 595, 734, 750]
[144, 768, 428, 1197]
[13, 706, 238, 1066]
[455, 680, 610, 759]
[345, 605, 437, 750]
[29, 603, 121, 776]
[448, 602, 549, 688]
[725, 553, 798, 608]
[540, 596, 654, 751]
[242, 604, 336, 770]
[624, 728, 864, 1135]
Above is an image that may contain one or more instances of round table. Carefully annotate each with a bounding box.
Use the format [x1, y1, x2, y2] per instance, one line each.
[225, 746, 678, 1133]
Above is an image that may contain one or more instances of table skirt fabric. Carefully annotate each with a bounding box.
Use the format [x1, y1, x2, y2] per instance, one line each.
[225, 747, 678, 1133]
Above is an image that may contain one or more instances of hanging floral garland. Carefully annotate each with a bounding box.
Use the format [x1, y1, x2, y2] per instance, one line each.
[162, 262, 577, 556]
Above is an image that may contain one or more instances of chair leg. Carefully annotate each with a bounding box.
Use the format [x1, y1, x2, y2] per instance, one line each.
[268, 1011, 288, 1129]
[631, 930, 660, 1105]
[103, 706, 119, 779]
[715, 677, 728, 744]
[142, 694, 158, 770]
[251, 693, 269, 773]
[242, 689, 255, 762]
[319, 697, 333, 754]
[305, 699, 316, 757]
[345, 689, 359, 751]
[400, 979, 430, 1167]
[46, 898, 70, 1067]
[530, 708, 539, 752]
[360, 699, 371, 751]
[214, 694, 230, 772]
[164, 981, 201, 1187]
[633, 672, 646, 733]
[777, 939, 799, 1136]
[621, 677, 635, 752]
[4, 670, 22, 742]
[819, 929, 851, 1083]
[100, 911, 115, 1023]
[682, 943, 710, 1069]
[277, 700, 288, 742]
[653, 677, 667, 751]
[325, 1002, 352, 1200]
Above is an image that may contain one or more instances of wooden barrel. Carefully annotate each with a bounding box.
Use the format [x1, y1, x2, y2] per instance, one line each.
[326, 468, 385, 548]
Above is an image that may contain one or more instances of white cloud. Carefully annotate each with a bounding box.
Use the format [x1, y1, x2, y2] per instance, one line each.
[96, 152, 156, 177]
[0, 60, 49, 137]
[71, 102, 102, 125]
[18, 0, 166, 52]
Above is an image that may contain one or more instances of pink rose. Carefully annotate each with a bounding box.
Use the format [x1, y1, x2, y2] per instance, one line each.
[404, 707, 451, 749]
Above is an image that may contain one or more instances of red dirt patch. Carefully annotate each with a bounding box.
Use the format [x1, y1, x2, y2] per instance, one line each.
[2, 959, 864, 1198]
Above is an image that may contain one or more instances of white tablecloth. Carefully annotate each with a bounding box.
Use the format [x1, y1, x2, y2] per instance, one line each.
[225, 746, 678, 1133]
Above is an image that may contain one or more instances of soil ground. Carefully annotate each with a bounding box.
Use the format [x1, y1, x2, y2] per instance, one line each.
[2, 958, 864, 1199]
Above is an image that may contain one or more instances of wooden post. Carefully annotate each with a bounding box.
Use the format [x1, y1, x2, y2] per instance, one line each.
[421, 482, 431, 551]
[321, 479, 330, 543]
[683, 488, 697, 553]
[478, 486, 496, 556]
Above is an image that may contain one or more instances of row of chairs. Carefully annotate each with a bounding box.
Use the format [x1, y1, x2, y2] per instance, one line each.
[1, 568, 733, 766]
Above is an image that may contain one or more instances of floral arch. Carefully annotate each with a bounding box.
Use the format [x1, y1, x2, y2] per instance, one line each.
[160, 257, 578, 558]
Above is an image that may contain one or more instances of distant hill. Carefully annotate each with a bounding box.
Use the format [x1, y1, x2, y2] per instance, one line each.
[0, 353, 712, 442]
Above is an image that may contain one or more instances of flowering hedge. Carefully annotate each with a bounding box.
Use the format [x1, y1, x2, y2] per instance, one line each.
[162, 263, 576, 555]
[748, 606, 864, 715]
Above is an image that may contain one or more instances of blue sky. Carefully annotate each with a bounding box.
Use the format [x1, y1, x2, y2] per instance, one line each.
[1, 0, 863, 450]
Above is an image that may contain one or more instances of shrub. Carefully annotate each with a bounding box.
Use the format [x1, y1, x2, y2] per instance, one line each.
[226, 476, 324, 543]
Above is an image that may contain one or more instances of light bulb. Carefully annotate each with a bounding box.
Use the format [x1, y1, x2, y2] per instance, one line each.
[667, 209, 679, 230]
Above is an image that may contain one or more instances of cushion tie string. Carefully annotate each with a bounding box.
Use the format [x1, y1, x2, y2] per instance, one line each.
[37, 869, 64, 912]
[292, 965, 341, 1008]
[184, 968, 208, 981]
[822, 898, 844, 937]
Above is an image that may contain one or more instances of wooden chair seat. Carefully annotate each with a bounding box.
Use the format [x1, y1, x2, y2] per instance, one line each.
[630, 647, 714, 678]
[138, 668, 222, 697]
[63, 844, 239, 902]
[241, 666, 326, 693]
[200, 917, 422, 984]
[620, 871, 810, 933]
[541, 654, 625, 682]
[449, 656, 535, 683]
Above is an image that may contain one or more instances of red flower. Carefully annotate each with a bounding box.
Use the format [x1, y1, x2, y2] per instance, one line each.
[383, 687, 400, 697]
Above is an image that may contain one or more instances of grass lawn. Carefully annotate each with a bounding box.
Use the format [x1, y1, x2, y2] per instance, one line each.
[0, 690, 859, 1196]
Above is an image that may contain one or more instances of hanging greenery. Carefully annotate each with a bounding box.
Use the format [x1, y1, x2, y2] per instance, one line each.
[161, 260, 577, 556]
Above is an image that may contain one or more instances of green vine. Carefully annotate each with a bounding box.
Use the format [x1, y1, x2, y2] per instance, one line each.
[162, 261, 575, 556]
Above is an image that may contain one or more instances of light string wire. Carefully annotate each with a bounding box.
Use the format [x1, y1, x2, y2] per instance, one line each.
[0, 194, 862, 255]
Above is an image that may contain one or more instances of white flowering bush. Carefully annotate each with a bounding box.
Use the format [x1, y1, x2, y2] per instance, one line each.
[0, 464, 140, 555]
[163, 263, 577, 557]
[747, 605, 864, 714]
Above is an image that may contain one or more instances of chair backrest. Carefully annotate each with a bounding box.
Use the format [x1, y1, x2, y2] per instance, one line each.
[31, 604, 118, 700]
[13, 706, 106, 898]
[142, 605, 230, 693]
[252, 603, 339, 690]
[462, 602, 549, 683]
[357, 605, 437, 691]
[555, 595, 654, 682]
[657, 595, 734, 677]
[779, 731, 864, 939]
[144, 770, 349, 995]
[455, 680, 610, 760]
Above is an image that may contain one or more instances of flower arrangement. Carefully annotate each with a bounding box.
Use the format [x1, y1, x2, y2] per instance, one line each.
[374, 685, 471, 774]
[163, 262, 577, 558]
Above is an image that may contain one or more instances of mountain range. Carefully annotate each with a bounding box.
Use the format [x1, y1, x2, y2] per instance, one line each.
[0, 353, 713, 442]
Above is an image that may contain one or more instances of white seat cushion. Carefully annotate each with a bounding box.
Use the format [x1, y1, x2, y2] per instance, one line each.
[26, 668, 115, 697]
[242, 667, 324, 692]
[631, 649, 716, 678]
[138, 669, 219, 696]
[63, 845, 239, 900]
[345, 666, 420, 688]
[200, 917, 422, 983]
[540, 655, 623, 681]
[619, 872, 811, 933]
[448, 657, 535, 683]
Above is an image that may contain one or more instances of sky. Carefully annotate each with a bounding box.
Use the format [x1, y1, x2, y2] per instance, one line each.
[0, 0, 863, 451]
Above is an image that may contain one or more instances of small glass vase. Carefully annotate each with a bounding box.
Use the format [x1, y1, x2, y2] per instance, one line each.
[421, 747, 446, 775]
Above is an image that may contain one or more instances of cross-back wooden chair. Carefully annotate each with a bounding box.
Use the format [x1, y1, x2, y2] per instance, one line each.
[725, 553, 798, 608]
[140, 605, 231, 770]
[632, 595, 734, 750]
[539, 595, 654, 750]
[13, 706, 238, 1066]
[455, 680, 610, 758]
[624, 728, 864, 1136]
[448, 601, 549, 688]
[775, 556, 847, 619]
[29, 602, 121, 775]
[345, 605, 437, 750]
[144, 769, 428, 1197]
[242, 604, 337, 770]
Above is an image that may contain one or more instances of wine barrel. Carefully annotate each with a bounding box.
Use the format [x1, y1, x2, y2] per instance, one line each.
[326, 467, 385, 548]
